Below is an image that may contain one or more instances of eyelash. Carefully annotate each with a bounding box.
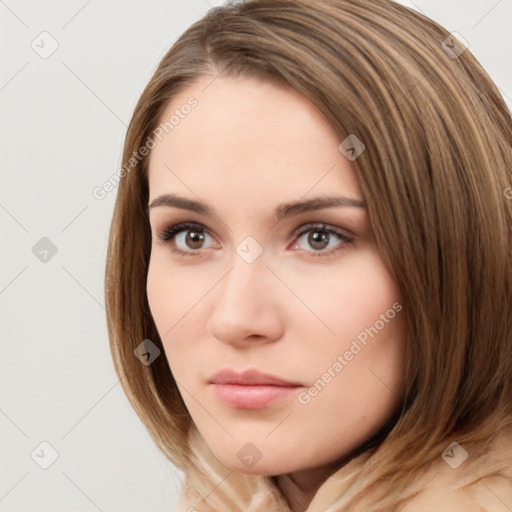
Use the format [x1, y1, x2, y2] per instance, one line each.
[155, 221, 354, 258]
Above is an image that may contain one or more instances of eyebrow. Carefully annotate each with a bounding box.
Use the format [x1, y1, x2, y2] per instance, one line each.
[147, 193, 366, 221]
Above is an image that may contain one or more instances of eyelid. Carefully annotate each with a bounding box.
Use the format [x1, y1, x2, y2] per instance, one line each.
[292, 222, 354, 239]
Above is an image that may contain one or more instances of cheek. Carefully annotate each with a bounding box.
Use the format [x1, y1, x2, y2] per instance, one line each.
[146, 257, 209, 374]
[341, 253, 406, 377]
[146, 254, 202, 332]
[146, 259, 173, 331]
[309, 250, 406, 402]
[146, 259, 184, 356]
[302, 249, 404, 345]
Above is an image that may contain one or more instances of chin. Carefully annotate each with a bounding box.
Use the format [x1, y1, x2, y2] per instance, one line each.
[213, 449, 295, 476]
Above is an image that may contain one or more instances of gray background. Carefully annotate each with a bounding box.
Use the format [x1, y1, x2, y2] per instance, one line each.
[1, 1, 510, 510]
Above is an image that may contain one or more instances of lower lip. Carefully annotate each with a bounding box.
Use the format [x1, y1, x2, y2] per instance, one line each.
[211, 384, 300, 409]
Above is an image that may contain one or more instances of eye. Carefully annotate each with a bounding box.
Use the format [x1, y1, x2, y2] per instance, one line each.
[291, 223, 353, 257]
[156, 222, 217, 257]
[155, 221, 354, 258]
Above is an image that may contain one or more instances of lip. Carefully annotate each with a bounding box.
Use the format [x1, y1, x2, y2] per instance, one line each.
[209, 369, 303, 409]
[209, 368, 302, 386]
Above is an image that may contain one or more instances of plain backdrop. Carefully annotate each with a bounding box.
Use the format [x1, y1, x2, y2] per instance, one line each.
[1, 1, 511, 510]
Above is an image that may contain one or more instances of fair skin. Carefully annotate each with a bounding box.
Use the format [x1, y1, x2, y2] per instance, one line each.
[146, 74, 406, 512]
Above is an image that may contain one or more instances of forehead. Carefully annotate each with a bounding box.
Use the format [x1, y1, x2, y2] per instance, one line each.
[147, 75, 362, 206]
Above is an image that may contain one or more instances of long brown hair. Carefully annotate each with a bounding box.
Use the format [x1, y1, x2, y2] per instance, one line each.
[105, 0, 512, 509]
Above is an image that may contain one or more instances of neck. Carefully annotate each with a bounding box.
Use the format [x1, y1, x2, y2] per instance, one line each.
[272, 418, 397, 511]
[273, 461, 341, 512]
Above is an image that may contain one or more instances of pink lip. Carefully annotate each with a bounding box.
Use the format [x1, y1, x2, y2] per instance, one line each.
[209, 369, 303, 409]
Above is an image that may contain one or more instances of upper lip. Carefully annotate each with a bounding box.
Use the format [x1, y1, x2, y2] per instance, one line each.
[209, 368, 302, 387]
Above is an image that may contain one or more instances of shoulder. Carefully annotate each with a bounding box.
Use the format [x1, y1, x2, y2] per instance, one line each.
[400, 433, 512, 512]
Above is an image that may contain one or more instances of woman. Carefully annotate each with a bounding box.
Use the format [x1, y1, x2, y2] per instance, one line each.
[105, 0, 512, 510]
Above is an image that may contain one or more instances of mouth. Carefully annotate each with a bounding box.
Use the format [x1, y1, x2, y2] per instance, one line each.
[208, 368, 303, 410]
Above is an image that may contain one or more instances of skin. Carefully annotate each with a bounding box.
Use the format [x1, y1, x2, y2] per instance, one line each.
[146, 75, 407, 512]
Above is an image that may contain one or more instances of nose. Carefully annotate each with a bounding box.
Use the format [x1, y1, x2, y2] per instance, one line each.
[207, 252, 284, 347]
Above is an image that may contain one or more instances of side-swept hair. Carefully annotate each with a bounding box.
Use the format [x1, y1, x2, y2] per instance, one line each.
[105, 0, 512, 509]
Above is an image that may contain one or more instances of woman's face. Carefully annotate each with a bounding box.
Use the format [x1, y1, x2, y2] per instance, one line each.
[146, 75, 406, 476]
